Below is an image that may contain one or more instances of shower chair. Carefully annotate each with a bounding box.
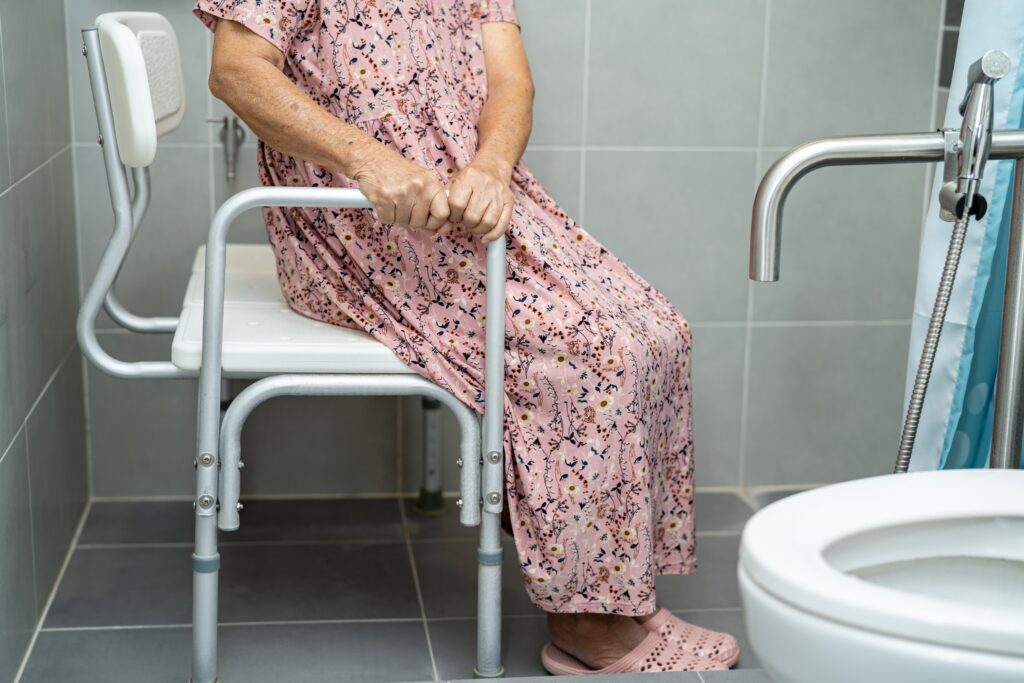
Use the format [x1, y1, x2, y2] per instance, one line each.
[77, 12, 508, 682]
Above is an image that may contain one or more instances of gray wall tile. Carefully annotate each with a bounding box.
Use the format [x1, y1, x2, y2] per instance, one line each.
[522, 149, 581, 219]
[743, 324, 910, 486]
[1, 151, 79, 450]
[66, 0, 214, 145]
[763, 0, 940, 147]
[0, 0, 70, 179]
[0, 11, 9, 193]
[584, 151, 756, 323]
[86, 333, 401, 498]
[0, 431, 39, 683]
[750, 161, 926, 322]
[86, 332, 196, 498]
[691, 325, 745, 487]
[213, 144, 269, 244]
[588, 0, 767, 147]
[233, 385, 399, 497]
[27, 354, 89, 610]
[75, 144, 212, 328]
[518, 0, 586, 146]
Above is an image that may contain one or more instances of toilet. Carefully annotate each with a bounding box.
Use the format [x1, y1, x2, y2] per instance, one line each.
[738, 469, 1024, 683]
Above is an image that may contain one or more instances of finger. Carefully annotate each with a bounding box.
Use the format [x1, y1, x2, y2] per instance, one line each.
[447, 181, 473, 225]
[436, 221, 457, 236]
[377, 200, 397, 225]
[409, 199, 431, 231]
[475, 199, 502, 236]
[395, 201, 414, 228]
[482, 202, 514, 243]
[425, 187, 451, 233]
[463, 195, 491, 232]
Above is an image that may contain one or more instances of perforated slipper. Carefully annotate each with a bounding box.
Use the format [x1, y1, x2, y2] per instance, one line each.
[540, 631, 728, 675]
[641, 607, 740, 667]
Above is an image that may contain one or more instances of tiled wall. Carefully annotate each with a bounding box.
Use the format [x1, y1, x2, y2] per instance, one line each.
[0, 0, 89, 678]
[68, 0, 946, 498]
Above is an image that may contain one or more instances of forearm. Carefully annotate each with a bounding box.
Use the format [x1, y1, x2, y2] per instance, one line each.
[209, 44, 378, 178]
[474, 79, 534, 181]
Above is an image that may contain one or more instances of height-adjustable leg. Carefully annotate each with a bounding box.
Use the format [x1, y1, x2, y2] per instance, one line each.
[415, 397, 446, 515]
[475, 441, 505, 678]
[191, 451, 220, 683]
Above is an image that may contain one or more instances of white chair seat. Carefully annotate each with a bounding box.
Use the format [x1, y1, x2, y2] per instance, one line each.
[171, 245, 412, 374]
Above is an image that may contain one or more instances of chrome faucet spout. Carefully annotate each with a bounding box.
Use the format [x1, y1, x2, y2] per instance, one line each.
[749, 129, 1024, 282]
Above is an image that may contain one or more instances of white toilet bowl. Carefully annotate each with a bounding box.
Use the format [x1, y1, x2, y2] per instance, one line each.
[738, 469, 1024, 683]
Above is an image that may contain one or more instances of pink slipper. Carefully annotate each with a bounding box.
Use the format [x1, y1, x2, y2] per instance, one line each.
[640, 608, 740, 667]
[541, 631, 728, 675]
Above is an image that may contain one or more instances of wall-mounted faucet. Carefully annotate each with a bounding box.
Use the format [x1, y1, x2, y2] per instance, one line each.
[208, 115, 247, 182]
[749, 52, 1024, 471]
[938, 49, 1012, 222]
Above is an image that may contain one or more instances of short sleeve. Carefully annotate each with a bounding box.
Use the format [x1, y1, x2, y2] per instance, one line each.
[479, 0, 519, 27]
[193, 0, 312, 54]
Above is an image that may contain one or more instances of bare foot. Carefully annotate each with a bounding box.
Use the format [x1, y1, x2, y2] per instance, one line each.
[547, 613, 649, 670]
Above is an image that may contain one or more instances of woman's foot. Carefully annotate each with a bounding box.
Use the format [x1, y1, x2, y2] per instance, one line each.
[546, 613, 649, 670]
[637, 607, 740, 666]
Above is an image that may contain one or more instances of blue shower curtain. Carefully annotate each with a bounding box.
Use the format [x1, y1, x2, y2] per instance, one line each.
[905, 0, 1024, 471]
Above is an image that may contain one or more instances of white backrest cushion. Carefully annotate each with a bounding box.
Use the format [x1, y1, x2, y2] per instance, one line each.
[95, 12, 186, 167]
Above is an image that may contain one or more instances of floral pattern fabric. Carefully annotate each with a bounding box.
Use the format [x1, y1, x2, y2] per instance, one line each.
[194, 0, 696, 615]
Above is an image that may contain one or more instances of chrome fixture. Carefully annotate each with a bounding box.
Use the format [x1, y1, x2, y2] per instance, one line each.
[750, 51, 1024, 471]
[208, 115, 247, 181]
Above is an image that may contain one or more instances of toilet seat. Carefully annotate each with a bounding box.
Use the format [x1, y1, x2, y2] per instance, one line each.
[740, 469, 1024, 657]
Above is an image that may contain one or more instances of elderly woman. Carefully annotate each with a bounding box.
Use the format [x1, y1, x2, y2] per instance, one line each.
[195, 0, 737, 674]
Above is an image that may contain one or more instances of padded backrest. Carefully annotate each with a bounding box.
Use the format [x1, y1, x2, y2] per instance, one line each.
[95, 12, 186, 168]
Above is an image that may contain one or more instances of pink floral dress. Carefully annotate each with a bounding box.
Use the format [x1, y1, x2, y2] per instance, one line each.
[195, 0, 696, 615]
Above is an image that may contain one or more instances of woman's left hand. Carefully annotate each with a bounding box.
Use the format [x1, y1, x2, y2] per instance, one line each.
[444, 155, 515, 242]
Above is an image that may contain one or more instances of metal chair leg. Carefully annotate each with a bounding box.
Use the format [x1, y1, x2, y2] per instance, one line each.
[190, 487, 220, 683]
[415, 397, 446, 515]
[474, 509, 504, 678]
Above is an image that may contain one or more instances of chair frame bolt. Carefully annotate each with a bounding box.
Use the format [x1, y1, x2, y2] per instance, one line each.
[198, 495, 215, 509]
[456, 498, 464, 509]
[487, 492, 501, 505]
[199, 453, 214, 467]
[487, 450, 501, 464]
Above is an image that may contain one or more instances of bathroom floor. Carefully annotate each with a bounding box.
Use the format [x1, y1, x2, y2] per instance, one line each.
[17, 491, 790, 683]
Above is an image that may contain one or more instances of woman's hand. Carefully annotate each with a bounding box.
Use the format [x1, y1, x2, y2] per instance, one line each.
[351, 146, 451, 233]
[445, 155, 515, 242]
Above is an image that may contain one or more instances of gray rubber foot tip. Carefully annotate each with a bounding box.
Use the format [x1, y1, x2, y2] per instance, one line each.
[473, 667, 505, 679]
[414, 489, 447, 516]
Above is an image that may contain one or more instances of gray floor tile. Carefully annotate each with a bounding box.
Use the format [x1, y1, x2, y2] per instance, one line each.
[655, 535, 741, 611]
[451, 673, 704, 683]
[695, 494, 754, 533]
[672, 609, 758, 670]
[80, 499, 405, 545]
[403, 498, 478, 540]
[46, 542, 419, 627]
[700, 670, 774, 682]
[429, 616, 550, 679]
[22, 621, 433, 683]
[413, 539, 540, 618]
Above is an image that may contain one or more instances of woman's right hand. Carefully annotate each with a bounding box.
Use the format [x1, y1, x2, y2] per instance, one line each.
[351, 146, 451, 233]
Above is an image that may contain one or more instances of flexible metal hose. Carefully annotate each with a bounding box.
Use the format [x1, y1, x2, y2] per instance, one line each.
[895, 214, 973, 473]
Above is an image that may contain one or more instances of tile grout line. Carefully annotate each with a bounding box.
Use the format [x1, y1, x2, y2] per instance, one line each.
[0, 343, 78, 467]
[0, 144, 73, 202]
[575, 0, 592, 225]
[14, 499, 93, 683]
[739, 0, 773, 489]
[39, 607, 747, 634]
[73, 528, 742, 551]
[397, 498, 440, 681]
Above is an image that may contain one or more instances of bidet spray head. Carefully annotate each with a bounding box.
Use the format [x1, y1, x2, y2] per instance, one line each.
[940, 50, 1011, 221]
